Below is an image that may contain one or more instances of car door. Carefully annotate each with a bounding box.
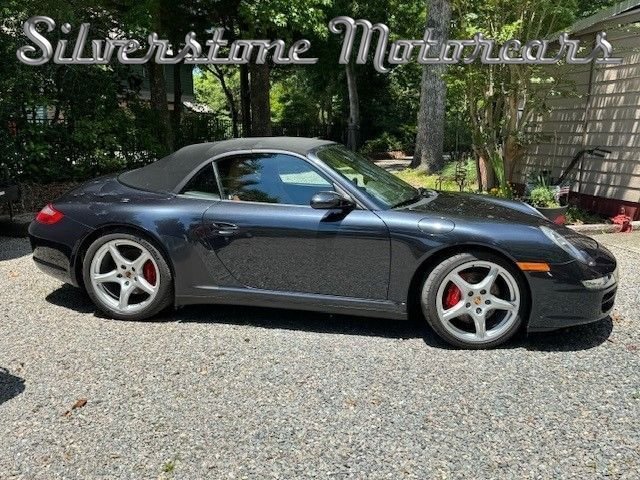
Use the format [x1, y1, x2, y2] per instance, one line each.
[202, 152, 391, 300]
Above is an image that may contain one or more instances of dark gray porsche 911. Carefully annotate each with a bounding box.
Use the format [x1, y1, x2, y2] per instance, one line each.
[29, 137, 617, 348]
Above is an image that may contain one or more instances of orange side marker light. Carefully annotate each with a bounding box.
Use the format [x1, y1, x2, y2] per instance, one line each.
[517, 262, 550, 272]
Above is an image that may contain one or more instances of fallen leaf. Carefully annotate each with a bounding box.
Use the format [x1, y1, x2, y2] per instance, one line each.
[63, 398, 88, 416]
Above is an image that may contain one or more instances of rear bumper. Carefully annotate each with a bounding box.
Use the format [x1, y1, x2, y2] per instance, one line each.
[28, 218, 94, 287]
[526, 244, 618, 332]
[32, 245, 74, 284]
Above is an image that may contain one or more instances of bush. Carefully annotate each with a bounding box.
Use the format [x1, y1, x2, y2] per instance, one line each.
[528, 185, 559, 208]
[361, 125, 417, 156]
[361, 132, 403, 155]
[565, 206, 608, 225]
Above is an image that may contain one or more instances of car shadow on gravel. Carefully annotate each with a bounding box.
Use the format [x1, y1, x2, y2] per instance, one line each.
[168, 305, 615, 352]
[45, 284, 613, 352]
[0, 367, 25, 406]
[45, 284, 96, 314]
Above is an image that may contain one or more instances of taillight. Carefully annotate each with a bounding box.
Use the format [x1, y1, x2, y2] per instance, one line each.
[35, 204, 64, 224]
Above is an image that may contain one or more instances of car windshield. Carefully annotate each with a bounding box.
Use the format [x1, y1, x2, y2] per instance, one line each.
[315, 145, 420, 208]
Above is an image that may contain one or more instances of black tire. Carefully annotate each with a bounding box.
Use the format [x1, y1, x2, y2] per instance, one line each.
[82, 232, 173, 320]
[421, 251, 528, 349]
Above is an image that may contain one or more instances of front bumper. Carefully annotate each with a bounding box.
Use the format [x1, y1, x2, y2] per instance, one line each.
[526, 244, 618, 332]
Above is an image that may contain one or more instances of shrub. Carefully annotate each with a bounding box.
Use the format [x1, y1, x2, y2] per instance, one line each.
[361, 132, 403, 155]
[528, 185, 559, 208]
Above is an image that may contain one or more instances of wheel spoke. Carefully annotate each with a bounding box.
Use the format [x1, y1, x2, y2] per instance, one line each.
[441, 301, 465, 322]
[475, 266, 499, 291]
[109, 244, 129, 268]
[450, 273, 473, 295]
[118, 284, 133, 309]
[136, 277, 156, 295]
[93, 270, 119, 284]
[133, 252, 151, 271]
[487, 295, 517, 312]
[473, 314, 487, 339]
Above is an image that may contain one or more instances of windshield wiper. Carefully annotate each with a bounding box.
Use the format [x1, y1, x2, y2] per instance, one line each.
[392, 188, 432, 208]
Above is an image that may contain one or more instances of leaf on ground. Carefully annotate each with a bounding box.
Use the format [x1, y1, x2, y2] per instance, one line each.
[611, 310, 624, 323]
[62, 398, 88, 416]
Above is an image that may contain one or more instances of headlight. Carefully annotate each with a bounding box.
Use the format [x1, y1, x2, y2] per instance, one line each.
[540, 226, 591, 263]
[581, 269, 617, 290]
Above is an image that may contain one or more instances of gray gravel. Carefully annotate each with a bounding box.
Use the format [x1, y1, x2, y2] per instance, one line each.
[1, 233, 639, 479]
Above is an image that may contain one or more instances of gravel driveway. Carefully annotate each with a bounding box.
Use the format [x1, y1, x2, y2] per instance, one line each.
[1, 233, 639, 479]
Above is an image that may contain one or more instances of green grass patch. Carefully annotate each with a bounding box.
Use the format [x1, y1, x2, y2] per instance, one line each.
[394, 164, 477, 192]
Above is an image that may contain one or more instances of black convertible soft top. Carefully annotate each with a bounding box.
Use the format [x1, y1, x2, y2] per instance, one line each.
[119, 137, 335, 193]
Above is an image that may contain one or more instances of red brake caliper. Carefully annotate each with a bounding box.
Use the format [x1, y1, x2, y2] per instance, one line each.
[444, 283, 461, 309]
[142, 260, 157, 286]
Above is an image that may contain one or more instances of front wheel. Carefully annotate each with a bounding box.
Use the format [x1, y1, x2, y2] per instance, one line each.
[421, 252, 528, 349]
[83, 233, 173, 320]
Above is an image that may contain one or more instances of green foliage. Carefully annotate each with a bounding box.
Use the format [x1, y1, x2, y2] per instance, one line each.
[0, 0, 621, 187]
[528, 185, 559, 208]
[488, 184, 515, 199]
[361, 125, 418, 155]
[194, 68, 240, 115]
[441, 158, 477, 185]
[0, 0, 170, 182]
[453, 0, 581, 188]
[361, 133, 403, 155]
[565, 205, 607, 225]
[239, 0, 332, 37]
[270, 71, 323, 125]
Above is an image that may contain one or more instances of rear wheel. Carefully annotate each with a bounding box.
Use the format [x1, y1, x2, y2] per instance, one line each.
[82, 233, 173, 320]
[421, 252, 527, 349]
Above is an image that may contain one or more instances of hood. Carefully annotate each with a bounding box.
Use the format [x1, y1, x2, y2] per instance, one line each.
[400, 191, 546, 226]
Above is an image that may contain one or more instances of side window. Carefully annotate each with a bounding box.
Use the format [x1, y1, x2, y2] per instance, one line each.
[216, 153, 334, 206]
[180, 163, 220, 199]
[276, 156, 332, 186]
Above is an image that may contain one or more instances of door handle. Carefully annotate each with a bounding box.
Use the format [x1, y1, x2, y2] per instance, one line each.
[212, 222, 239, 236]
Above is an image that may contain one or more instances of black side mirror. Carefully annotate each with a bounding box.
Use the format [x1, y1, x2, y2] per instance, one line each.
[310, 191, 355, 210]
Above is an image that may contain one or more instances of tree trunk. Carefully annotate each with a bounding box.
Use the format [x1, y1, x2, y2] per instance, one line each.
[249, 62, 271, 136]
[209, 65, 239, 137]
[412, 0, 451, 170]
[147, 62, 173, 153]
[326, 96, 333, 139]
[504, 134, 523, 183]
[477, 151, 495, 191]
[345, 58, 360, 151]
[240, 64, 251, 137]
[172, 63, 183, 146]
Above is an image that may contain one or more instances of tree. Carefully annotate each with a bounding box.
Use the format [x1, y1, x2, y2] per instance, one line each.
[194, 67, 242, 136]
[454, 0, 576, 190]
[237, 0, 331, 136]
[412, 0, 451, 170]
[345, 58, 360, 150]
[249, 63, 272, 136]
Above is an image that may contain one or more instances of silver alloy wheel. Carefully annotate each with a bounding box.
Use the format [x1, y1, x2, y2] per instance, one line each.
[89, 239, 160, 314]
[431, 260, 521, 344]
